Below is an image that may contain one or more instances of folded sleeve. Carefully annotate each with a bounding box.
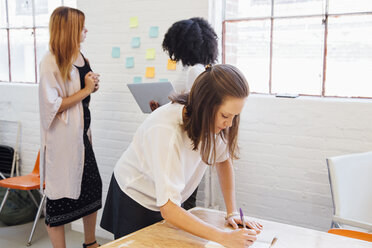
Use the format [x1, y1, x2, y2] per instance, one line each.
[216, 136, 230, 163]
[143, 127, 185, 207]
[38, 61, 64, 130]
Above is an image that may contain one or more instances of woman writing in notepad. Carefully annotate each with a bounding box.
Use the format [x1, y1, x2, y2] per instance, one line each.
[101, 64, 262, 247]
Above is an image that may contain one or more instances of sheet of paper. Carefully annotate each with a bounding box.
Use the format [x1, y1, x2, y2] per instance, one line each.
[205, 240, 269, 248]
[145, 67, 155, 78]
[146, 48, 156, 60]
[167, 59, 177, 70]
[111, 47, 120, 58]
[126, 57, 134, 68]
[131, 37, 141, 48]
[133, 76, 142, 83]
[149, 26, 159, 38]
[129, 17, 138, 28]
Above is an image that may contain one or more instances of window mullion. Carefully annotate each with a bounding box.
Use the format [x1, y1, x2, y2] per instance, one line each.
[268, 0, 274, 94]
[32, 0, 37, 83]
[5, 0, 11, 82]
[321, 0, 329, 97]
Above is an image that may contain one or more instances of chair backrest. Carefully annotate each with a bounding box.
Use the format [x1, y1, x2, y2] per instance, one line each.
[30, 151, 40, 177]
[328, 228, 372, 242]
[327, 151, 372, 227]
[0, 145, 15, 175]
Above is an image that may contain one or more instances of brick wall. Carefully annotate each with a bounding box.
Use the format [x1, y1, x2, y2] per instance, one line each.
[1, 0, 372, 240]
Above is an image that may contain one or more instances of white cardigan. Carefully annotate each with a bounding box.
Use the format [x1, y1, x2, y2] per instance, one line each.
[38, 52, 85, 200]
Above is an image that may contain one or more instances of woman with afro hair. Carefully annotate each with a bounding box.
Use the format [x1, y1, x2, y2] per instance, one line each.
[162, 17, 218, 91]
[156, 18, 219, 210]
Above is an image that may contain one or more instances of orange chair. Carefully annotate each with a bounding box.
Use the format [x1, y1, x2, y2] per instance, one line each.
[328, 228, 372, 242]
[0, 151, 46, 246]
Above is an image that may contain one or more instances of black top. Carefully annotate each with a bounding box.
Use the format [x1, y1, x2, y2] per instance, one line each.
[74, 53, 93, 133]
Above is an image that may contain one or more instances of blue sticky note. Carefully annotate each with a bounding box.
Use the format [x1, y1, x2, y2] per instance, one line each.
[149, 26, 159, 38]
[131, 37, 141, 48]
[159, 78, 168, 82]
[111, 47, 120, 58]
[126, 57, 134, 68]
[133, 76, 142, 83]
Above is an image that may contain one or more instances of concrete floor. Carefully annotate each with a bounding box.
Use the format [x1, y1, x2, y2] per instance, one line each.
[0, 218, 111, 248]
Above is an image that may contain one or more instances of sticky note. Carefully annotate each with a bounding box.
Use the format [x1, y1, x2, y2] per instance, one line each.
[159, 78, 168, 82]
[146, 49, 156, 60]
[145, 67, 155, 78]
[129, 17, 138, 28]
[149, 26, 159, 38]
[131, 37, 141, 48]
[126, 57, 134, 68]
[133, 76, 142, 83]
[167, 59, 177, 70]
[111, 47, 120, 58]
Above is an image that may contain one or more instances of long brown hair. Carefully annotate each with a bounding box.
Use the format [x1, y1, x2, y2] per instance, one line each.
[171, 64, 249, 165]
[49, 6, 85, 82]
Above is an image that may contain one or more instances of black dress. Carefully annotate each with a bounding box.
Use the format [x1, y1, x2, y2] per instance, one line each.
[45, 54, 102, 227]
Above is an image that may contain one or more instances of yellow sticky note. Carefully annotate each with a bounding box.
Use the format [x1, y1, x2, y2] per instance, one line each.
[146, 48, 156, 60]
[145, 67, 155, 78]
[167, 59, 177, 70]
[130, 17, 138, 28]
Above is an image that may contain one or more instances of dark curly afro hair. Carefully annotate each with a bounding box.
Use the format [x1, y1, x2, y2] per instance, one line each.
[162, 17, 218, 67]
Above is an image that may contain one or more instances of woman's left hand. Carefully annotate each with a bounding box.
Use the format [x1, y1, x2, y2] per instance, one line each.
[226, 215, 263, 234]
[92, 73, 100, 93]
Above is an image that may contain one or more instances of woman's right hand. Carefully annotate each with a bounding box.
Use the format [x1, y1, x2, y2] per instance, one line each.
[220, 228, 257, 248]
[84, 72, 96, 93]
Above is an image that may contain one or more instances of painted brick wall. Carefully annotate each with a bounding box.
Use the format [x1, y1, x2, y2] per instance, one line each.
[1, 0, 372, 240]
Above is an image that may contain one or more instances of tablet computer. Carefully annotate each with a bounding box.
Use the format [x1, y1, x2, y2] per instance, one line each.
[127, 82, 175, 113]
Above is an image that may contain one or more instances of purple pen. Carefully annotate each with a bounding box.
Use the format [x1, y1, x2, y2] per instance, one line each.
[239, 208, 246, 229]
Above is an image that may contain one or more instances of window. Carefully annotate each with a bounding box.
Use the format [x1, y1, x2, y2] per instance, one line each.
[0, 0, 76, 83]
[223, 0, 372, 98]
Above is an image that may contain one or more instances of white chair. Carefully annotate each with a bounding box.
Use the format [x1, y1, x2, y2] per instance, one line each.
[327, 151, 372, 231]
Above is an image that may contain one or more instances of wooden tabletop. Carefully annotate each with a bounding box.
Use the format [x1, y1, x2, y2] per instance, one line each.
[100, 207, 372, 248]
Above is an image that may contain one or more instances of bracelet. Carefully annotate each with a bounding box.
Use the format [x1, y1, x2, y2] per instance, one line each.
[225, 211, 239, 220]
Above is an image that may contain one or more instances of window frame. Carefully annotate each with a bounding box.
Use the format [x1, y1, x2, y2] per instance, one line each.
[222, 0, 372, 99]
[0, 0, 68, 84]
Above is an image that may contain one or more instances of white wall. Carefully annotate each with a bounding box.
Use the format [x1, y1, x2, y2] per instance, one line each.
[0, 83, 40, 174]
[1, 0, 372, 239]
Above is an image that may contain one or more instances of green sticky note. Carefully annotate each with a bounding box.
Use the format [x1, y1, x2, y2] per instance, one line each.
[133, 76, 142, 83]
[129, 17, 138, 28]
[149, 26, 159, 38]
[126, 57, 134, 68]
[111, 47, 120, 58]
[131, 37, 140, 48]
[159, 78, 168, 82]
[146, 48, 156, 60]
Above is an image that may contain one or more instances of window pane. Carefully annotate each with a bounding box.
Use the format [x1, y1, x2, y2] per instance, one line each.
[225, 20, 271, 93]
[0, 30, 9, 81]
[326, 15, 372, 97]
[8, 0, 34, 27]
[328, 0, 372, 14]
[9, 29, 35, 82]
[274, 0, 325, 17]
[272, 17, 324, 95]
[0, 0, 7, 28]
[63, 0, 76, 8]
[36, 27, 49, 81]
[35, 0, 62, 26]
[225, 0, 271, 19]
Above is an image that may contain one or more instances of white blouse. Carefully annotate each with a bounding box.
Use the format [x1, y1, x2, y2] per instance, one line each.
[114, 103, 229, 211]
[38, 52, 85, 200]
[186, 64, 205, 91]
